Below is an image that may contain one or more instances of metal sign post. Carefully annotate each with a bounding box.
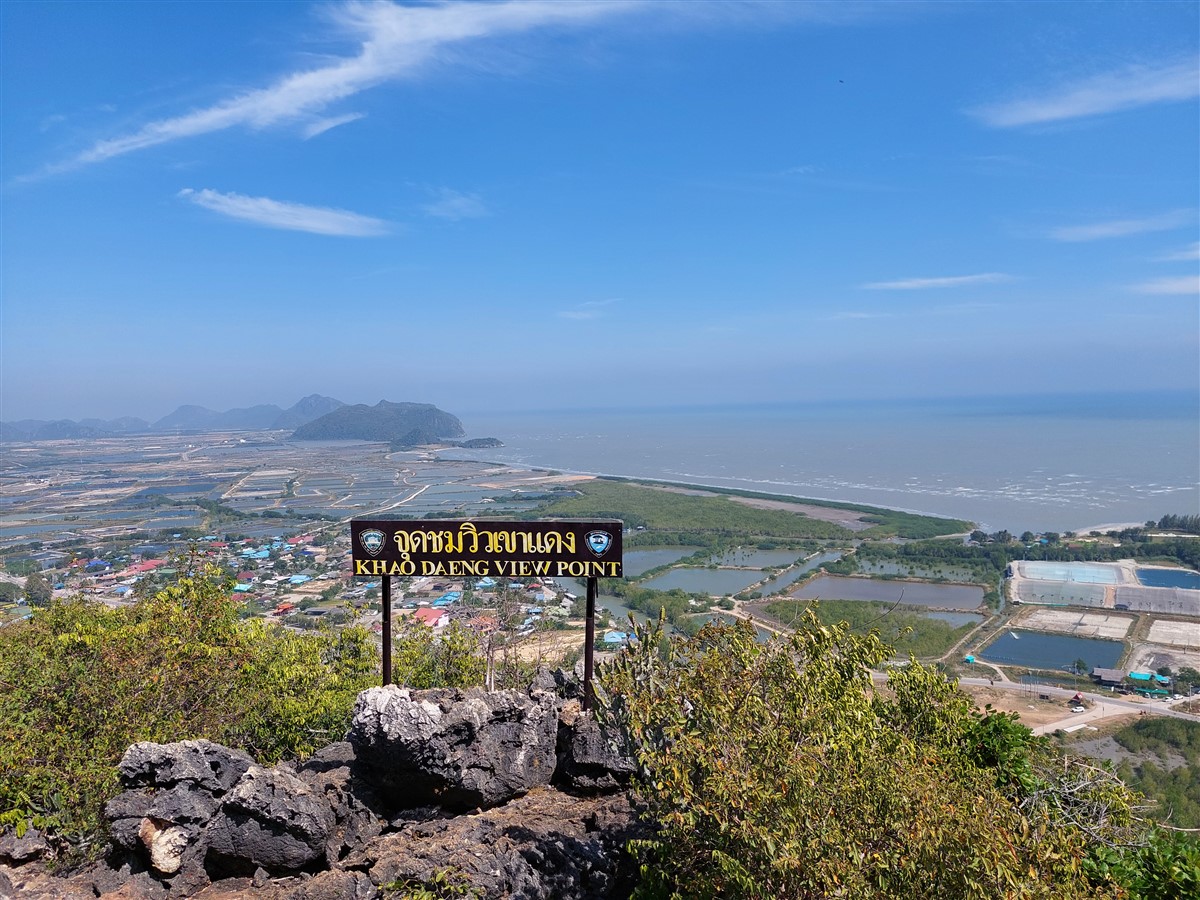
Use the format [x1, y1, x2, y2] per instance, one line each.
[350, 519, 622, 692]
[583, 575, 598, 710]
[381, 575, 392, 686]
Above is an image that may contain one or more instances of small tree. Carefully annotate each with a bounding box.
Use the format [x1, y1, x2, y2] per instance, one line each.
[23, 571, 52, 607]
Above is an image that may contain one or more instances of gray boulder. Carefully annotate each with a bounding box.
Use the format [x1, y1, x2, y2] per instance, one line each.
[0, 826, 50, 864]
[105, 740, 255, 892]
[554, 701, 636, 793]
[117, 740, 254, 794]
[205, 765, 334, 877]
[292, 742, 382, 863]
[347, 686, 560, 812]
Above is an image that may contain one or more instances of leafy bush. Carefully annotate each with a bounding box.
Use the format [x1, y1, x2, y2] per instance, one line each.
[598, 614, 1144, 899]
[0, 563, 378, 847]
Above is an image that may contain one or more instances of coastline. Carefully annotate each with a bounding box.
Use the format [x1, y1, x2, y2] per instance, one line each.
[431, 449, 977, 532]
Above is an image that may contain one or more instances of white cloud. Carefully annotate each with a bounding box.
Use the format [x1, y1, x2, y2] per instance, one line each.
[1130, 275, 1200, 296]
[178, 188, 388, 236]
[301, 112, 366, 139]
[971, 58, 1200, 127]
[861, 273, 1013, 290]
[1049, 210, 1193, 242]
[1156, 242, 1200, 262]
[558, 299, 617, 320]
[423, 188, 489, 221]
[53, 0, 641, 172]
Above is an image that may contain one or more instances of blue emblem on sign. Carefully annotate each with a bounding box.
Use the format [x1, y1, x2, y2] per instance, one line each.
[586, 530, 612, 557]
[360, 529, 386, 556]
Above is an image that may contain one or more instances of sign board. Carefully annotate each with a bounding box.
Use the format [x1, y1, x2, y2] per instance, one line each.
[351, 519, 623, 579]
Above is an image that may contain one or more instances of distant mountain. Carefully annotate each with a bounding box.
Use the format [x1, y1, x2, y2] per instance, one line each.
[0, 417, 150, 441]
[0, 396, 466, 442]
[0, 420, 40, 441]
[32, 420, 108, 440]
[293, 401, 465, 442]
[78, 417, 150, 434]
[152, 404, 285, 432]
[271, 394, 345, 429]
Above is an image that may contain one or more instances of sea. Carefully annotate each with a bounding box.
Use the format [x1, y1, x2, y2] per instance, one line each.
[446, 392, 1199, 534]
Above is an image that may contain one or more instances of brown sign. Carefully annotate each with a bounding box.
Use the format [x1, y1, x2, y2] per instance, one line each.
[351, 519, 623, 578]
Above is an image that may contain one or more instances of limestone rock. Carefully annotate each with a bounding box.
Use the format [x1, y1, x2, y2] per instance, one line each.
[205, 765, 334, 876]
[356, 787, 641, 900]
[554, 701, 636, 794]
[285, 869, 379, 900]
[138, 819, 190, 875]
[293, 742, 382, 864]
[0, 825, 50, 864]
[117, 740, 253, 795]
[347, 686, 560, 812]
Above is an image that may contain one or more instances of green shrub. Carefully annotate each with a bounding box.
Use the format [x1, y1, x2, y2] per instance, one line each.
[598, 614, 1143, 899]
[0, 563, 378, 847]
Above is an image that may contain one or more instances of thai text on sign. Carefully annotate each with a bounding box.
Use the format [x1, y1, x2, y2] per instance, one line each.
[350, 519, 623, 578]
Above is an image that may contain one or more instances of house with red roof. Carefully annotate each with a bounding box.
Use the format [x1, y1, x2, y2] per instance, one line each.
[412, 608, 449, 628]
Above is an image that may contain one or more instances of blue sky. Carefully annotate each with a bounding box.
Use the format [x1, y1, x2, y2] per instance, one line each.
[2, 0, 1198, 422]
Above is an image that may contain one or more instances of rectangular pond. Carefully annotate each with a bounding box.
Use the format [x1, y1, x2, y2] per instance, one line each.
[1020, 561, 1119, 585]
[979, 630, 1123, 671]
[758, 552, 843, 594]
[624, 547, 702, 578]
[1137, 568, 1200, 590]
[792, 575, 985, 610]
[707, 548, 807, 568]
[641, 567, 767, 596]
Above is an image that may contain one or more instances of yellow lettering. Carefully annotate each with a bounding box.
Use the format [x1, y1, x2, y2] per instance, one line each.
[355, 560, 370, 575]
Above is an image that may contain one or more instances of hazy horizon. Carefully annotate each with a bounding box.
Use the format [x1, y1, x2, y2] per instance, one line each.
[5, 387, 1199, 430]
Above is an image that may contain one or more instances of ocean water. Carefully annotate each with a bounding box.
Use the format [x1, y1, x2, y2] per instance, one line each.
[446, 393, 1199, 534]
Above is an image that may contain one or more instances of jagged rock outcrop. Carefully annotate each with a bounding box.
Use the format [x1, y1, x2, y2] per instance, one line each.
[12, 682, 640, 899]
[554, 700, 637, 794]
[204, 765, 334, 876]
[350, 788, 641, 900]
[105, 740, 256, 894]
[0, 826, 50, 865]
[347, 686, 561, 812]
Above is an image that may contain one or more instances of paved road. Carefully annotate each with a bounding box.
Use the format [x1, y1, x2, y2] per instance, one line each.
[956, 677, 1200, 735]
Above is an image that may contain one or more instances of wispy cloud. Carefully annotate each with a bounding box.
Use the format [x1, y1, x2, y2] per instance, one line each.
[862, 273, 1013, 290]
[48, 0, 641, 174]
[1156, 242, 1200, 262]
[971, 58, 1200, 127]
[1130, 275, 1200, 296]
[558, 299, 617, 320]
[1048, 210, 1193, 242]
[301, 112, 366, 139]
[423, 188, 490, 221]
[178, 188, 388, 236]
